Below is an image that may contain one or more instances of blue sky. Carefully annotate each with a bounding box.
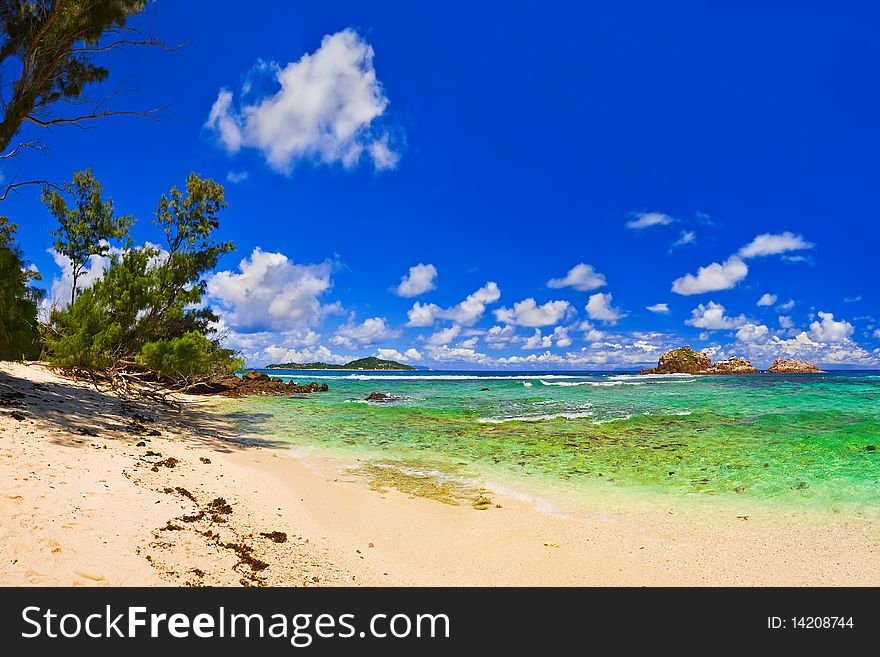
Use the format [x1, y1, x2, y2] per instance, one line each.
[5, 1, 880, 369]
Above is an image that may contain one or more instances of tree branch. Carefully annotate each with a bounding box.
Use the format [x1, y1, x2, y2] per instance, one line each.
[0, 139, 44, 159]
[0, 179, 60, 201]
[23, 106, 166, 129]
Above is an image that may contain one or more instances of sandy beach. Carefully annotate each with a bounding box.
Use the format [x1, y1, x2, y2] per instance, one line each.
[1, 361, 877, 587]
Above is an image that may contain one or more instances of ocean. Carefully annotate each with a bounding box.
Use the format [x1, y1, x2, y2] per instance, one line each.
[215, 370, 880, 512]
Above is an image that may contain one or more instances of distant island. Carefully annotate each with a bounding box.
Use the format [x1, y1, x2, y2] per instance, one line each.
[265, 356, 416, 371]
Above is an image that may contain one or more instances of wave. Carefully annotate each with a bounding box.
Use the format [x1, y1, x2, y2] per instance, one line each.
[478, 411, 595, 424]
[607, 373, 696, 381]
[522, 382, 533, 387]
[591, 414, 633, 425]
[539, 380, 637, 387]
[268, 373, 601, 381]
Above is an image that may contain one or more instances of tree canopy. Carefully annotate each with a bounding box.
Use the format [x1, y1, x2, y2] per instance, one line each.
[42, 168, 133, 305]
[45, 172, 242, 388]
[0, 217, 42, 359]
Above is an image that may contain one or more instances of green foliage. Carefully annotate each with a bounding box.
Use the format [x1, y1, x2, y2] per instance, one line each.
[45, 173, 239, 384]
[0, 1, 149, 153]
[0, 218, 42, 359]
[42, 169, 133, 305]
[141, 332, 242, 380]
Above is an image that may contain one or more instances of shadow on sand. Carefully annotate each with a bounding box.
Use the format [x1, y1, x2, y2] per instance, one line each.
[0, 366, 283, 454]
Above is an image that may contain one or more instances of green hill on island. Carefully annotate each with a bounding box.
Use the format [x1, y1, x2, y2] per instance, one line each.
[265, 356, 416, 371]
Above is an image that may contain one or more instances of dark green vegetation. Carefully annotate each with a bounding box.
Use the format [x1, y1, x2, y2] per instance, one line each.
[42, 170, 242, 388]
[266, 356, 416, 371]
[0, 218, 43, 359]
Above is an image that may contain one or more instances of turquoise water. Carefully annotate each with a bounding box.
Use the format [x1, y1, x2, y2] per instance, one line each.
[216, 370, 880, 511]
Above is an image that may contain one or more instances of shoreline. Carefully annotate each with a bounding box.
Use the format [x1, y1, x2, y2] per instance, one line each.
[2, 362, 878, 586]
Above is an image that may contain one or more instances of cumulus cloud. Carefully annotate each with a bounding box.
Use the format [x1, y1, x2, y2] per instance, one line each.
[738, 232, 813, 259]
[205, 29, 399, 173]
[646, 303, 670, 314]
[779, 316, 794, 329]
[206, 248, 335, 331]
[757, 293, 777, 307]
[585, 293, 626, 323]
[407, 282, 500, 327]
[484, 324, 517, 349]
[808, 311, 854, 343]
[395, 263, 437, 298]
[685, 301, 748, 330]
[546, 263, 606, 292]
[330, 316, 400, 348]
[777, 299, 795, 311]
[376, 347, 421, 362]
[671, 256, 748, 295]
[494, 298, 571, 327]
[425, 344, 490, 364]
[522, 326, 572, 350]
[426, 324, 461, 346]
[626, 212, 674, 229]
[735, 323, 770, 343]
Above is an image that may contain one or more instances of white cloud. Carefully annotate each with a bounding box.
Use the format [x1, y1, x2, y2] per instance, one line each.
[874, 329, 880, 339]
[777, 299, 795, 311]
[331, 316, 400, 348]
[426, 324, 461, 346]
[585, 293, 626, 323]
[646, 303, 670, 314]
[226, 170, 249, 183]
[735, 323, 770, 343]
[779, 315, 794, 329]
[685, 301, 748, 330]
[494, 298, 571, 327]
[626, 212, 674, 229]
[522, 326, 571, 350]
[206, 248, 335, 331]
[425, 345, 490, 364]
[809, 311, 854, 343]
[406, 282, 500, 327]
[546, 263, 606, 291]
[405, 302, 440, 327]
[738, 231, 813, 259]
[376, 347, 421, 362]
[395, 263, 437, 298]
[206, 29, 398, 173]
[757, 293, 777, 307]
[484, 324, 517, 349]
[671, 256, 748, 295]
[670, 230, 696, 250]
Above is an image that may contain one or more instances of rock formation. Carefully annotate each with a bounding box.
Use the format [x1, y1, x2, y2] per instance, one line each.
[364, 391, 394, 401]
[642, 347, 824, 375]
[639, 346, 712, 374]
[640, 347, 758, 375]
[196, 371, 330, 397]
[703, 357, 759, 374]
[766, 358, 824, 373]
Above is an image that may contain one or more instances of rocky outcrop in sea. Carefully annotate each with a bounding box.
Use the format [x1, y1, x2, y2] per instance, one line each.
[765, 358, 824, 373]
[197, 370, 330, 397]
[638, 347, 820, 375]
